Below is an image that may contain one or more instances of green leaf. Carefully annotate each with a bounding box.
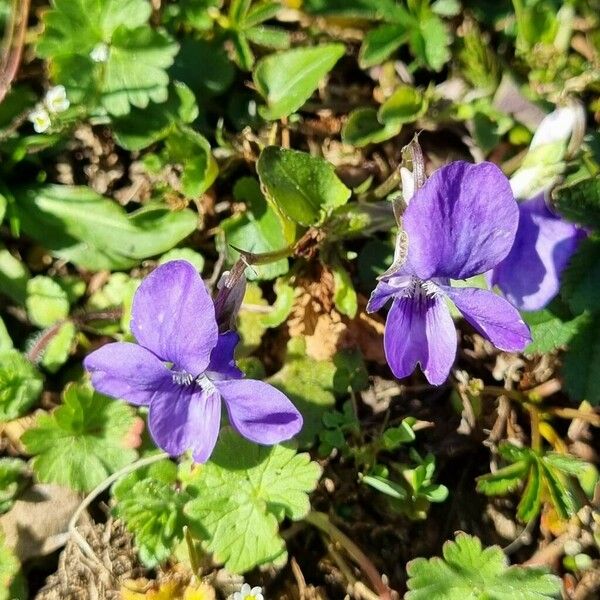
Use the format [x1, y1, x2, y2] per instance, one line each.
[111, 82, 198, 151]
[0, 350, 43, 422]
[165, 126, 218, 198]
[476, 460, 530, 496]
[257, 146, 351, 227]
[113, 464, 188, 567]
[15, 185, 197, 271]
[220, 177, 289, 280]
[524, 300, 588, 355]
[0, 458, 28, 514]
[382, 420, 416, 450]
[40, 321, 77, 373]
[0, 532, 26, 600]
[342, 108, 402, 147]
[246, 26, 291, 50]
[409, 14, 451, 72]
[22, 382, 138, 492]
[517, 460, 542, 522]
[563, 313, 600, 405]
[26, 276, 70, 328]
[0, 318, 12, 353]
[332, 262, 357, 318]
[262, 278, 295, 328]
[362, 475, 407, 500]
[237, 284, 269, 355]
[0, 248, 30, 305]
[254, 44, 345, 120]
[304, 0, 408, 21]
[359, 24, 408, 68]
[539, 460, 577, 520]
[554, 176, 600, 230]
[379, 85, 428, 124]
[38, 0, 178, 115]
[406, 533, 561, 600]
[562, 238, 600, 314]
[184, 429, 321, 573]
[159, 248, 205, 273]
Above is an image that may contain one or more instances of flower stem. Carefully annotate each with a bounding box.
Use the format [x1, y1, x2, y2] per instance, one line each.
[68, 452, 169, 564]
[304, 511, 393, 600]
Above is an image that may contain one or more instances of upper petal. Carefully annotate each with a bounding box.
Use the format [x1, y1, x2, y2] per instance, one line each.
[443, 286, 531, 352]
[148, 383, 222, 463]
[367, 276, 410, 313]
[131, 260, 218, 375]
[384, 293, 456, 385]
[216, 379, 302, 445]
[403, 161, 518, 280]
[207, 332, 243, 380]
[83, 342, 170, 405]
[490, 194, 585, 311]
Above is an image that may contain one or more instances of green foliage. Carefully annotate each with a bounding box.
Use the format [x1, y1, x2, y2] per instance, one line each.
[220, 177, 289, 280]
[477, 442, 595, 521]
[406, 533, 561, 600]
[253, 44, 345, 120]
[362, 451, 448, 521]
[113, 459, 188, 567]
[184, 429, 321, 573]
[257, 146, 351, 227]
[317, 401, 360, 456]
[379, 85, 428, 125]
[0, 532, 26, 600]
[554, 176, 600, 230]
[15, 185, 197, 270]
[0, 458, 28, 514]
[0, 350, 43, 422]
[22, 382, 138, 492]
[26, 276, 70, 327]
[561, 237, 600, 314]
[342, 108, 402, 147]
[38, 0, 178, 115]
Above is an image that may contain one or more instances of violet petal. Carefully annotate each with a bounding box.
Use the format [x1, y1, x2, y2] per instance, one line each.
[384, 293, 456, 385]
[490, 194, 585, 311]
[147, 383, 222, 463]
[83, 342, 170, 405]
[208, 332, 244, 380]
[403, 161, 518, 280]
[130, 260, 218, 375]
[216, 379, 303, 444]
[443, 286, 531, 351]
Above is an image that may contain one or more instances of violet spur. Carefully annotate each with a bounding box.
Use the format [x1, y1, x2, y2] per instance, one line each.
[84, 260, 302, 462]
[368, 161, 531, 385]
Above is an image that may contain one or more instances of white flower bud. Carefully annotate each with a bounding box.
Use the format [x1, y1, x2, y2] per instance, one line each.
[28, 107, 51, 133]
[44, 85, 70, 114]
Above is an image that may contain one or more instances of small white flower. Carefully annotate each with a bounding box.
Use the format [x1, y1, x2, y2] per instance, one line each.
[44, 85, 70, 114]
[90, 42, 109, 63]
[28, 107, 51, 133]
[232, 583, 264, 600]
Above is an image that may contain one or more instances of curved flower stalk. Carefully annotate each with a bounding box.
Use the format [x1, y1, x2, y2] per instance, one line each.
[84, 260, 302, 463]
[491, 104, 587, 311]
[368, 161, 531, 385]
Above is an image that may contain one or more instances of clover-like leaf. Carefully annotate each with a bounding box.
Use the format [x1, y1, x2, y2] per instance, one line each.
[0, 350, 43, 422]
[38, 0, 178, 115]
[113, 460, 188, 567]
[184, 428, 321, 573]
[22, 382, 138, 492]
[254, 44, 345, 120]
[406, 533, 561, 600]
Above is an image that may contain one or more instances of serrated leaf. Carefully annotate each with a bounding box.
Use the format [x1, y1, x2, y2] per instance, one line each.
[254, 44, 345, 120]
[561, 238, 600, 314]
[517, 459, 542, 522]
[22, 382, 138, 492]
[184, 429, 321, 573]
[539, 460, 576, 520]
[220, 177, 289, 280]
[476, 460, 530, 496]
[26, 276, 69, 328]
[406, 533, 561, 600]
[0, 532, 26, 600]
[257, 146, 351, 227]
[563, 314, 600, 405]
[114, 476, 189, 567]
[0, 458, 28, 514]
[554, 176, 600, 230]
[0, 350, 43, 422]
[15, 185, 197, 271]
[342, 108, 401, 147]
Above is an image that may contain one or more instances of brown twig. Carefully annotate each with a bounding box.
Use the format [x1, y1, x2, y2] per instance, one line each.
[0, 0, 30, 103]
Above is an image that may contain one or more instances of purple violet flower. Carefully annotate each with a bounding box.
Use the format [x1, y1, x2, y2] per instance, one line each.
[368, 161, 531, 385]
[84, 260, 302, 462]
[489, 193, 586, 312]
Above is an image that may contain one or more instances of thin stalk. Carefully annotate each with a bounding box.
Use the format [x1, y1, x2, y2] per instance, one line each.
[544, 407, 600, 427]
[528, 405, 542, 453]
[304, 511, 392, 600]
[69, 453, 169, 564]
